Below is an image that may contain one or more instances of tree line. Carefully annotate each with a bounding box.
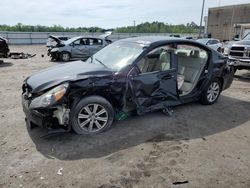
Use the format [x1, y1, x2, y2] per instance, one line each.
[116, 21, 199, 33]
[0, 21, 200, 33]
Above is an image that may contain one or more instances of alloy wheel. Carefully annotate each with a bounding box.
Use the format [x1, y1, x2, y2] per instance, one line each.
[62, 53, 70, 61]
[207, 82, 220, 103]
[77, 104, 108, 132]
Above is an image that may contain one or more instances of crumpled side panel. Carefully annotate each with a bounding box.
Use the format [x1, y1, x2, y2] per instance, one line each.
[127, 69, 178, 113]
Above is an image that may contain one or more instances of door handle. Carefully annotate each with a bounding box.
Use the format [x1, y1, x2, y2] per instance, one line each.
[162, 74, 174, 79]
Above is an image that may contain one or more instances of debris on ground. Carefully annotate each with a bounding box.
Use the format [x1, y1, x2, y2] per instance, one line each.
[115, 111, 130, 120]
[162, 107, 174, 116]
[202, 137, 207, 141]
[57, 168, 63, 176]
[1, 141, 7, 146]
[9, 52, 36, 59]
[172, 180, 189, 185]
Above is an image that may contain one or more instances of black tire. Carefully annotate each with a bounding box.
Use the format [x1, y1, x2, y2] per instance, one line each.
[70, 96, 114, 135]
[60, 52, 70, 62]
[4, 53, 8, 58]
[200, 78, 222, 105]
[234, 67, 237, 74]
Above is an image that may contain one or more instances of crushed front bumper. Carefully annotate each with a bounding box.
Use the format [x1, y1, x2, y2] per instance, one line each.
[22, 95, 46, 128]
[22, 94, 57, 129]
[22, 94, 70, 130]
[47, 48, 60, 60]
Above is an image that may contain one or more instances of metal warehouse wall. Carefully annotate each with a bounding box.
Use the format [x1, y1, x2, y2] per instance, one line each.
[0, 32, 197, 45]
[207, 3, 250, 41]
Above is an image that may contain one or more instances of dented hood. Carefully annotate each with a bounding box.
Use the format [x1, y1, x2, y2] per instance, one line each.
[99, 31, 112, 39]
[232, 40, 250, 46]
[26, 60, 113, 93]
[48, 35, 64, 45]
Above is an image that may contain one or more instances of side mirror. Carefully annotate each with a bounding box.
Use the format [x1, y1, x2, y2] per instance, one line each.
[233, 38, 240, 41]
[233, 34, 240, 41]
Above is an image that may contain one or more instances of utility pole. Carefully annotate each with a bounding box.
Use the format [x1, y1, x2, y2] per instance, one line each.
[198, 0, 205, 38]
[218, 0, 221, 7]
[133, 20, 136, 33]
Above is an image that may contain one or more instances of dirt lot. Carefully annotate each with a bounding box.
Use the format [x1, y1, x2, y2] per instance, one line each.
[0, 45, 250, 188]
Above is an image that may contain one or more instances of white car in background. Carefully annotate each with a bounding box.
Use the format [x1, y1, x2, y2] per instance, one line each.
[197, 38, 223, 52]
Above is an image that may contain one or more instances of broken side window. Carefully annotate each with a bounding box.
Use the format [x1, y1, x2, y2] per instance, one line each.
[137, 45, 173, 74]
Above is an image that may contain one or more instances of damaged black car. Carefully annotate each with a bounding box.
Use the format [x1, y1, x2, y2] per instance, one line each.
[22, 37, 234, 134]
[0, 36, 9, 58]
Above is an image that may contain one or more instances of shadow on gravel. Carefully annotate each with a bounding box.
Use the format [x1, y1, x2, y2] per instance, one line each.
[234, 71, 250, 83]
[28, 95, 250, 160]
[0, 62, 13, 67]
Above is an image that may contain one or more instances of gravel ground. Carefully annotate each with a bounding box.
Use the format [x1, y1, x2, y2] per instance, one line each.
[0, 45, 250, 188]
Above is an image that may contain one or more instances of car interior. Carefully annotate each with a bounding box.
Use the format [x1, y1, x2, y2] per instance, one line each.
[176, 48, 208, 96]
[138, 51, 171, 73]
[137, 45, 208, 96]
[137, 47, 172, 73]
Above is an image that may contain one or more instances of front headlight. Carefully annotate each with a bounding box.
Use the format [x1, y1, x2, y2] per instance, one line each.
[29, 83, 68, 109]
[224, 47, 229, 55]
[51, 48, 59, 52]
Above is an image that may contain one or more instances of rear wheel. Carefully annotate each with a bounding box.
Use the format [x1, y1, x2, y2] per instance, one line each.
[200, 78, 221, 105]
[70, 96, 114, 134]
[60, 52, 70, 62]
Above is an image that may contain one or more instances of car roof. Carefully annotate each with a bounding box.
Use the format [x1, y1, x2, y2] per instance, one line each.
[119, 36, 196, 46]
[64, 36, 104, 45]
[70, 36, 102, 40]
[197, 38, 219, 41]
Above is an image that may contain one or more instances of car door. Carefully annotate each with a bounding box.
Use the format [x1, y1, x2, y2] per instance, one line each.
[71, 38, 90, 59]
[128, 45, 178, 112]
[87, 38, 104, 56]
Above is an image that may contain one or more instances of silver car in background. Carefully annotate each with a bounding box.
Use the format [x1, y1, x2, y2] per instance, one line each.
[48, 32, 112, 62]
[197, 38, 223, 52]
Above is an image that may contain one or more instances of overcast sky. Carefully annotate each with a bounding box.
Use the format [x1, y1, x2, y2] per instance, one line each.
[1, 0, 249, 28]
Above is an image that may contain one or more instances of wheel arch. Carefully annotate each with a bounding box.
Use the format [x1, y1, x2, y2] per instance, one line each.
[61, 50, 71, 57]
[216, 77, 224, 91]
[69, 92, 119, 112]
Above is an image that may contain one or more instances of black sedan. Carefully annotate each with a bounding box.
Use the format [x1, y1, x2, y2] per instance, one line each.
[22, 37, 234, 134]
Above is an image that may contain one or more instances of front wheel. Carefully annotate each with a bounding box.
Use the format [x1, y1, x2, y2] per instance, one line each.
[70, 96, 114, 134]
[200, 78, 221, 105]
[60, 52, 70, 62]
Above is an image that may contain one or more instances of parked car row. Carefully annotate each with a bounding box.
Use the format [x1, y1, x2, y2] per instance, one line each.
[196, 38, 223, 52]
[2, 32, 249, 73]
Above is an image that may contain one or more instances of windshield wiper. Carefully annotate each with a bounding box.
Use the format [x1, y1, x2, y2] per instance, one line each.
[95, 58, 109, 69]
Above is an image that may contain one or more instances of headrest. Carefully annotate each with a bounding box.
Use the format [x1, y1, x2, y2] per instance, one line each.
[159, 51, 170, 62]
[190, 50, 200, 58]
[177, 51, 188, 57]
